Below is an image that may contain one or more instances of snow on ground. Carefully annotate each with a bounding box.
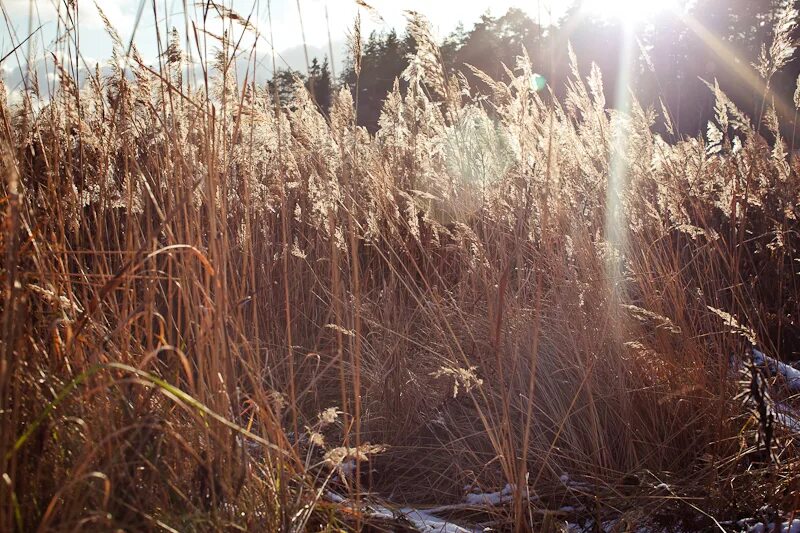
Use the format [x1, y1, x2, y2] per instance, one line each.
[325, 491, 480, 532]
[746, 518, 800, 533]
[737, 348, 800, 435]
[464, 483, 514, 506]
[398, 508, 482, 533]
[752, 349, 800, 392]
[559, 472, 594, 493]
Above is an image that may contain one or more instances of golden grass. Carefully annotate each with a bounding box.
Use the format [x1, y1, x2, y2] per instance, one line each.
[1, 5, 799, 531]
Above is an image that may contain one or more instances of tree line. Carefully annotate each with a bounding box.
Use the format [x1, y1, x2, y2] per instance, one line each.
[271, 0, 799, 140]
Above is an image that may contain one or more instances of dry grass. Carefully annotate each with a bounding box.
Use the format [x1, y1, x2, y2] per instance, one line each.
[1, 4, 800, 531]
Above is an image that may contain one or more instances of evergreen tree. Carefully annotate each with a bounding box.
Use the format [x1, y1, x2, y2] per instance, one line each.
[644, 0, 795, 135]
[341, 29, 415, 132]
[335, 1, 797, 138]
[268, 69, 304, 108]
[442, 9, 544, 94]
[307, 57, 333, 116]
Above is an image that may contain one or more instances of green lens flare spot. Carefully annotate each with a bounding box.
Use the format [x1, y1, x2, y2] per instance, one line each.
[530, 73, 546, 92]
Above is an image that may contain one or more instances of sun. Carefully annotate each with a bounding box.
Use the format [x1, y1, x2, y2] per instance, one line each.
[580, 0, 676, 24]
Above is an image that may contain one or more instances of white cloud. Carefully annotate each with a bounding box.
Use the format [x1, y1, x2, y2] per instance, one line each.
[4, 0, 134, 32]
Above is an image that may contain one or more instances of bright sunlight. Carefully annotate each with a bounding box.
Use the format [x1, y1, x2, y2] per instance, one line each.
[581, 0, 677, 23]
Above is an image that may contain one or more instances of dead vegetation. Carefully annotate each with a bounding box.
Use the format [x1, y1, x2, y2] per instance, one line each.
[1, 4, 800, 531]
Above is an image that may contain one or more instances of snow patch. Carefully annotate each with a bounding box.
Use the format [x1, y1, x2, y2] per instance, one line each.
[464, 483, 513, 506]
[747, 519, 800, 533]
[752, 349, 800, 392]
[398, 507, 481, 533]
[325, 491, 480, 532]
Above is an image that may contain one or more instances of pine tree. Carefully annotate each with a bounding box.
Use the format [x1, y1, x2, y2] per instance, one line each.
[268, 69, 304, 108]
[307, 57, 333, 116]
[341, 29, 415, 131]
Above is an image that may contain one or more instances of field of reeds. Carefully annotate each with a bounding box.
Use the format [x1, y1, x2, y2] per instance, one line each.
[2, 4, 800, 532]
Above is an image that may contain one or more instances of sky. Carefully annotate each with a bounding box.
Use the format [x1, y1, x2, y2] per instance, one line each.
[1, 0, 572, 87]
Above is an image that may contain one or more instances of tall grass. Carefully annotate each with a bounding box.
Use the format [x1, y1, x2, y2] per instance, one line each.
[1, 3, 800, 531]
